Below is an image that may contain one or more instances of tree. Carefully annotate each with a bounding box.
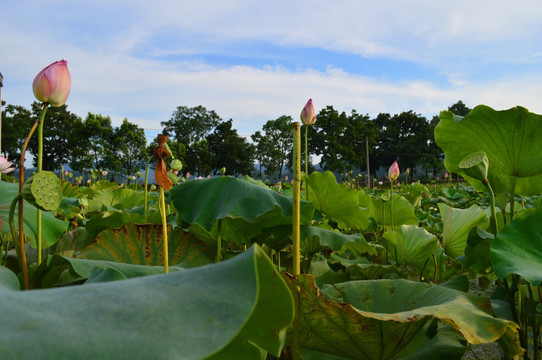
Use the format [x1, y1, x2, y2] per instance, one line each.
[161, 105, 222, 156]
[447, 100, 471, 117]
[258, 116, 293, 180]
[373, 110, 432, 177]
[108, 118, 147, 175]
[309, 106, 373, 175]
[206, 119, 255, 176]
[185, 139, 213, 177]
[69, 113, 114, 171]
[251, 130, 272, 179]
[28, 102, 80, 171]
[1, 102, 34, 164]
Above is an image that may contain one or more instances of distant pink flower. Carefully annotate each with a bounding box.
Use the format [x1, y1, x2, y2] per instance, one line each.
[285, 175, 288, 181]
[0, 157, 14, 174]
[132, 175, 136, 180]
[102, 170, 108, 176]
[32, 60, 71, 107]
[207, 174, 211, 178]
[405, 168, 410, 175]
[172, 170, 178, 175]
[77, 179, 82, 184]
[185, 172, 190, 179]
[64, 170, 68, 176]
[197, 176, 203, 179]
[388, 161, 400, 181]
[444, 172, 449, 178]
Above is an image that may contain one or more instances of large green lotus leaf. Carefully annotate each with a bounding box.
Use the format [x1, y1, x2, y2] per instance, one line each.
[438, 203, 488, 258]
[170, 176, 314, 243]
[283, 274, 522, 360]
[436, 105, 542, 196]
[2, 245, 294, 359]
[307, 171, 369, 230]
[382, 225, 443, 270]
[78, 223, 213, 268]
[0, 180, 69, 249]
[85, 209, 162, 239]
[359, 192, 418, 229]
[86, 187, 144, 213]
[491, 207, 542, 286]
[0, 266, 20, 291]
[309, 258, 350, 287]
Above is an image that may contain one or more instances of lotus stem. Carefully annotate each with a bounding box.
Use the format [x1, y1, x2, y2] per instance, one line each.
[304, 125, 309, 201]
[143, 156, 152, 223]
[291, 122, 301, 360]
[482, 179, 498, 236]
[216, 219, 222, 263]
[159, 187, 168, 273]
[36, 105, 48, 264]
[390, 180, 395, 231]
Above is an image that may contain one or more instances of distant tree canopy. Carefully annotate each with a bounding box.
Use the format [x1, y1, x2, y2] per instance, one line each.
[1, 99, 471, 181]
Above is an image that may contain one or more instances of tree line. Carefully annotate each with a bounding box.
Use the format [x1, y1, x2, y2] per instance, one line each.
[1, 100, 472, 180]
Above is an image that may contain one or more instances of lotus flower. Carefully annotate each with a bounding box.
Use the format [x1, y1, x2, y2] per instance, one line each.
[0, 157, 14, 173]
[32, 60, 71, 107]
[300, 98, 316, 126]
[102, 170, 108, 176]
[388, 161, 400, 181]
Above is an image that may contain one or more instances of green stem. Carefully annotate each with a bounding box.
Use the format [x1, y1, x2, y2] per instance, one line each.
[291, 122, 302, 360]
[159, 187, 168, 273]
[484, 180, 498, 236]
[143, 156, 152, 223]
[8, 194, 23, 273]
[304, 125, 309, 201]
[510, 190, 516, 221]
[528, 284, 539, 360]
[390, 181, 395, 231]
[36, 105, 48, 264]
[216, 219, 222, 263]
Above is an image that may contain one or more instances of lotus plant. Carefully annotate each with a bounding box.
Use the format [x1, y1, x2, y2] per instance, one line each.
[153, 135, 173, 273]
[387, 161, 400, 231]
[300, 99, 316, 200]
[32, 60, 71, 265]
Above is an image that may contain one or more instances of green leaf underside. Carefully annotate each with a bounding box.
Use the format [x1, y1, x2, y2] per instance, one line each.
[78, 223, 213, 268]
[283, 274, 522, 360]
[436, 105, 542, 195]
[0, 245, 294, 360]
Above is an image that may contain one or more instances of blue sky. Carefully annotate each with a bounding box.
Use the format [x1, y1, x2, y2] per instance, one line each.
[3, 0, 542, 143]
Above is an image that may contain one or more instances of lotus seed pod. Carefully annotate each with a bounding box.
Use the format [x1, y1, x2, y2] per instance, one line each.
[21, 171, 62, 211]
[458, 151, 489, 183]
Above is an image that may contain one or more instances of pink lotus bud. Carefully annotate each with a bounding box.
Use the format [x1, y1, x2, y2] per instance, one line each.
[405, 168, 410, 175]
[102, 170, 108, 176]
[172, 170, 179, 175]
[132, 175, 136, 180]
[207, 174, 211, 178]
[32, 60, 71, 107]
[185, 172, 190, 179]
[285, 175, 288, 181]
[444, 172, 449, 178]
[388, 161, 400, 181]
[300, 99, 316, 126]
[64, 170, 69, 176]
[0, 157, 14, 174]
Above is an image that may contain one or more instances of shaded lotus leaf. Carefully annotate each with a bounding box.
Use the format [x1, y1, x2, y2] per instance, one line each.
[283, 274, 522, 360]
[346, 263, 407, 280]
[78, 223, 214, 268]
[53, 227, 93, 258]
[359, 192, 418, 229]
[307, 171, 369, 230]
[86, 187, 144, 213]
[301, 225, 376, 254]
[491, 207, 542, 286]
[0, 180, 69, 249]
[309, 258, 349, 287]
[460, 227, 496, 281]
[1, 245, 294, 359]
[403, 182, 429, 208]
[382, 225, 443, 270]
[85, 210, 162, 239]
[170, 176, 314, 245]
[439, 203, 488, 258]
[436, 105, 542, 196]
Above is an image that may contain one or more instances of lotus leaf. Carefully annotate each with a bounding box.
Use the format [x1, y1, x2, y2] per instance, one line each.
[0, 245, 294, 359]
[436, 105, 542, 196]
[439, 203, 488, 258]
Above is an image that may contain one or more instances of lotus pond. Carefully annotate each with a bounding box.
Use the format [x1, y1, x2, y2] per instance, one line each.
[2, 105, 542, 360]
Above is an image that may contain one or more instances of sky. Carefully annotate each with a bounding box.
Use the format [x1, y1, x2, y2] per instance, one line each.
[2, 0, 542, 144]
